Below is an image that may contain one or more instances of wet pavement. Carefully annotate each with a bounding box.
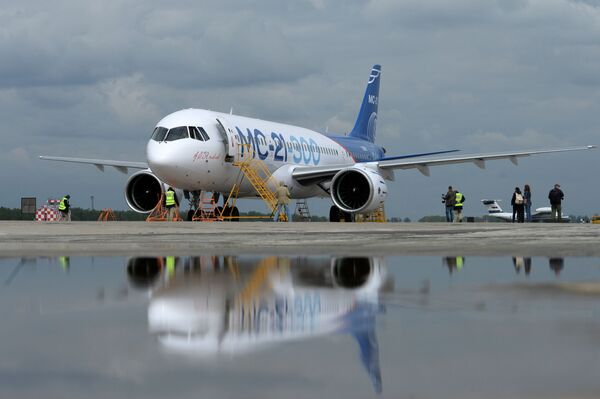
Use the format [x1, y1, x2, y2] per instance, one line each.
[1, 221, 600, 257]
[1, 254, 599, 398]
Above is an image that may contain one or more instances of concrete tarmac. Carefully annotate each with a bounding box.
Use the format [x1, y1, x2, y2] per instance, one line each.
[0, 221, 598, 257]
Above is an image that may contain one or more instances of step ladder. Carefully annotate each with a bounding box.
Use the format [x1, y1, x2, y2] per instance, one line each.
[192, 192, 222, 221]
[357, 205, 386, 223]
[294, 199, 311, 221]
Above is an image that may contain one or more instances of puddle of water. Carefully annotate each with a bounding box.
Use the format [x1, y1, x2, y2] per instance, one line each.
[1, 255, 599, 399]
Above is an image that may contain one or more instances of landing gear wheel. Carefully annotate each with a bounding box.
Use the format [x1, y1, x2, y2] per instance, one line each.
[343, 211, 353, 222]
[186, 209, 194, 221]
[329, 206, 340, 222]
[231, 206, 240, 222]
[222, 206, 232, 221]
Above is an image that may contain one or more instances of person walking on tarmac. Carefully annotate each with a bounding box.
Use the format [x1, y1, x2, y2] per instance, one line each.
[453, 189, 465, 222]
[164, 187, 179, 221]
[58, 194, 71, 222]
[273, 181, 292, 222]
[442, 186, 456, 222]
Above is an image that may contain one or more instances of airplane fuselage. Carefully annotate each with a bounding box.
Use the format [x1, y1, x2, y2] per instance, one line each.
[146, 108, 384, 198]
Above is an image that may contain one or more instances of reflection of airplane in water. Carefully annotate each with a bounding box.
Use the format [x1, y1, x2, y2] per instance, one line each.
[481, 199, 570, 222]
[127, 255, 392, 393]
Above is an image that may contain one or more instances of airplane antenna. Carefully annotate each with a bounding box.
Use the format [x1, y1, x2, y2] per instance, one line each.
[230, 107, 233, 115]
[325, 126, 328, 133]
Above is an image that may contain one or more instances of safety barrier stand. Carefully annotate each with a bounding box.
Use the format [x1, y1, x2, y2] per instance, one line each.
[35, 198, 60, 222]
[146, 200, 183, 222]
[97, 208, 117, 222]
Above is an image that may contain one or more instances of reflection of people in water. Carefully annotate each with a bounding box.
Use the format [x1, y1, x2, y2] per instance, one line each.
[443, 256, 464, 274]
[549, 257, 564, 276]
[512, 257, 532, 275]
[59, 256, 70, 272]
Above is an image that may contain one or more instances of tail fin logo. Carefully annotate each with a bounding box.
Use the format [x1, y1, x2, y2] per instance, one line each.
[367, 112, 377, 143]
[368, 68, 381, 84]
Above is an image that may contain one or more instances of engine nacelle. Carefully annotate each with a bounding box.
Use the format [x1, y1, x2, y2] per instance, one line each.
[330, 165, 387, 213]
[125, 170, 166, 213]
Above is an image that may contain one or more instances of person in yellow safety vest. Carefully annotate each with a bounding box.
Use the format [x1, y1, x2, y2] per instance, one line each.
[58, 195, 71, 222]
[163, 187, 179, 221]
[453, 190, 466, 223]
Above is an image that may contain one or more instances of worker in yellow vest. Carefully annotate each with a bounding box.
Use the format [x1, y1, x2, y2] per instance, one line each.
[273, 181, 292, 222]
[453, 190, 465, 223]
[58, 195, 71, 222]
[163, 187, 179, 221]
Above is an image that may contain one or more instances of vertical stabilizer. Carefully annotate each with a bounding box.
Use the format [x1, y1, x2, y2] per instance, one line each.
[481, 199, 504, 214]
[348, 65, 381, 143]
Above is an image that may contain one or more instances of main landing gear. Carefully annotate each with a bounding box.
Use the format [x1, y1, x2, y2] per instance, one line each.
[329, 205, 353, 222]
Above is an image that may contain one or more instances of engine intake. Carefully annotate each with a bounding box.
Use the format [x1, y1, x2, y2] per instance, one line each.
[330, 166, 387, 213]
[332, 257, 372, 288]
[125, 170, 165, 213]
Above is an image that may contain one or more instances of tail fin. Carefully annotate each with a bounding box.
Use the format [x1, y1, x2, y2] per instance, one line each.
[348, 65, 381, 143]
[481, 199, 503, 214]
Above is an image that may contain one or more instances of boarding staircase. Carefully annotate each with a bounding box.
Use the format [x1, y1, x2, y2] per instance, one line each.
[236, 256, 280, 304]
[222, 143, 286, 220]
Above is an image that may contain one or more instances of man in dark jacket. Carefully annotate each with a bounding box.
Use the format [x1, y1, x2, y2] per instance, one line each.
[442, 186, 455, 222]
[548, 184, 564, 222]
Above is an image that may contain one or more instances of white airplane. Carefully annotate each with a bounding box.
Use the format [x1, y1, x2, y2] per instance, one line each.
[481, 199, 570, 222]
[40, 65, 596, 221]
[127, 255, 391, 393]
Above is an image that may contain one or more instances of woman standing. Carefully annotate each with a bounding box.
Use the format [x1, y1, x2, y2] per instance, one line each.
[511, 187, 525, 223]
[523, 184, 532, 222]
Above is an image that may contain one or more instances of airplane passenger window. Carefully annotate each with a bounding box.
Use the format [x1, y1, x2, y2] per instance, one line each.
[151, 127, 168, 141]
[198, 127, 210, 141]
[164, 126, 188, 141]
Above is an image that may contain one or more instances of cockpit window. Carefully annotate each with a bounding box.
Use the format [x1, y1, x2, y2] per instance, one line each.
[198, 127, 210, 141]
[164, 126, 188, 141]
[151, 127, 168, 142]
[189, 126, 203, 141]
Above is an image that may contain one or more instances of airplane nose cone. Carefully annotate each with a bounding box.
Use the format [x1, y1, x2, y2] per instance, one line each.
[147, 140, 180, 181]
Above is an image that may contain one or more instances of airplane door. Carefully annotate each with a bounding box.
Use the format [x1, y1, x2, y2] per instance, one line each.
[215, 118, 238, 163]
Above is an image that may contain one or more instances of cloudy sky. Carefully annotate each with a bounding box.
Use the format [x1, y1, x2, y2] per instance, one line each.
[1, 0, 599, 220]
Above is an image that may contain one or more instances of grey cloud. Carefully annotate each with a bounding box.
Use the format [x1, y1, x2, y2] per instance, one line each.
[0, 0, 599, 219]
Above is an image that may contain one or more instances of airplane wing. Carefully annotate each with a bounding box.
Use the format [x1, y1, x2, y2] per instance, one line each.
[39, 156, 148, 174]
[292, 145, 596, 182]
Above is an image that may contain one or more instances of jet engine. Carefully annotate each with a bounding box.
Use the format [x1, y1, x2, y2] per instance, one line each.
[330, 165, 387, 213]
[331, 257, 389, 292]
[125, 170, 166, 213]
